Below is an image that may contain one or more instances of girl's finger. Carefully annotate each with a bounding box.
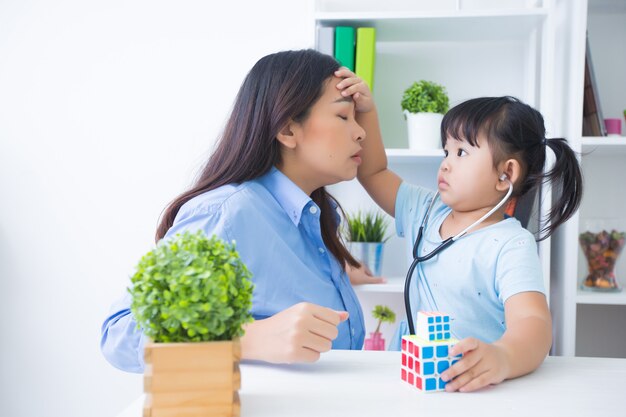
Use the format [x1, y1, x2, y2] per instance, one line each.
[335, 67, 356, 77]
[340, 83, 366, 97]
[458, 371, 493, 393]
[440, 350, 478, 382]
[446, 364, 489, 392]
[336, 76, 362, 90]
[449, 337, 479, 357]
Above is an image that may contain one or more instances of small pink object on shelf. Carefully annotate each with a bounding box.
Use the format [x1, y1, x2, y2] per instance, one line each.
[364, 332, 385, 350]
[604, 118, 622, 136]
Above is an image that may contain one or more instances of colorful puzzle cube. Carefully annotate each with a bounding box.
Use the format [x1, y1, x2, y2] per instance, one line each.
[415, 311, 451, 341]
[400, 311, 461, 392]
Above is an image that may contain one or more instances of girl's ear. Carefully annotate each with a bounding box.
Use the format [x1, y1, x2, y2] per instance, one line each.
[276, 121, 298, 149]
[497, 158, 522, 191]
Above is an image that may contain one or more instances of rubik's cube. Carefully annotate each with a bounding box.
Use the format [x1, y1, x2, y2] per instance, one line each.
[400, 312, 461, 392]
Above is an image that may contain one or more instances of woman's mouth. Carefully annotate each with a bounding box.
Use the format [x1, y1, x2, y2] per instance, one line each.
[351, 153, 362, 164]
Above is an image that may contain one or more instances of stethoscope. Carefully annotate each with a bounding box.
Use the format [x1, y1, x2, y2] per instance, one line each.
[403, 174, 514, 335]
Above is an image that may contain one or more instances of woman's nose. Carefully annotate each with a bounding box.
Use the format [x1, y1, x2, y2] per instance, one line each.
[354, 122, 366, 142]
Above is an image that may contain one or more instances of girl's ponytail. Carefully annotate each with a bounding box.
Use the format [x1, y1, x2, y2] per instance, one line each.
[539, 138, 583, 240]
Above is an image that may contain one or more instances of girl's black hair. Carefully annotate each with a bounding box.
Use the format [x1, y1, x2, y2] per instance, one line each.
[156, 49, 359, 267]
[441, 96, 583, 240]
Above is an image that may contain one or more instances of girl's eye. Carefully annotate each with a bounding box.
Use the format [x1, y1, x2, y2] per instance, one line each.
[443, 149, 449, 157]
[338, 115, 348, 121]
[457, 149, 467, 157]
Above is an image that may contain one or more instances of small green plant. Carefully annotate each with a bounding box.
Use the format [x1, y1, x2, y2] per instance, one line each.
[346, 210, 390, 243]
[372, 305, 396, 334]
[401, 80, 449, 114]
[129, 231, 254, 343]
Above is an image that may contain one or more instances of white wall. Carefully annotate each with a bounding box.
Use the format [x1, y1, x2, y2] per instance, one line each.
[0, 1, 313, 416]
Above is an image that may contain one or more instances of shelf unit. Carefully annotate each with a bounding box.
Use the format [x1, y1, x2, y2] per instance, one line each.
[317, 0, 558, 347]
[551, 0, 626, 358]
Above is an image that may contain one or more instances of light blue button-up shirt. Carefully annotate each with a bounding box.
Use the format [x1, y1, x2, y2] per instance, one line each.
[101, 167, 365, 372]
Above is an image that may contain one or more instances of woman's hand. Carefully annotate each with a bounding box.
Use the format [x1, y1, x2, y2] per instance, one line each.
[440, 337, 510, 392]
[335, 67, 374, 113]
[345, 262, 386, 285]
[240, 302, 348, 364]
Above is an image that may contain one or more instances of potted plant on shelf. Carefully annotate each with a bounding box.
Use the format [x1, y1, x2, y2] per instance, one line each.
[364, 305, 396, 351]
[401, 80, 449, 150]
[346, 210, 390, 276]
[129, 230, 254, 417]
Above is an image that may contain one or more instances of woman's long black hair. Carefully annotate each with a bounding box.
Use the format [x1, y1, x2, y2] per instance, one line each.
[441, 96, 583, 240]
[156, 49, 359, 267]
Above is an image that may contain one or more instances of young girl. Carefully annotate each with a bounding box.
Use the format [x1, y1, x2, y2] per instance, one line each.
[335, 68, 583, 392]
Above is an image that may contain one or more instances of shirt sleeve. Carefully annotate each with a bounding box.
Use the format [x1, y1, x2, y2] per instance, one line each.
[394, 182, 436, 238]
[100, 204, 231, 373]
[495, 229, 546, 304]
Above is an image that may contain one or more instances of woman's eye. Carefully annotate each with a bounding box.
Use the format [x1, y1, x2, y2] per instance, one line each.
[443, 150, 449, 157]
[338, 115, 348, 121]
[457, 149, 467, 157]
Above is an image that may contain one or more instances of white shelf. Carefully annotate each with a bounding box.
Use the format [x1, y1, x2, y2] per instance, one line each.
[576, 290, 626, 305]
[315, 9, 546, 42]
[581, 136, 626, 157]
[385, 148, 444, 164]
[354, 275, 405, 293]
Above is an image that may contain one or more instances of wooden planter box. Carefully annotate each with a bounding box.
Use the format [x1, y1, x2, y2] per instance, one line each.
[143, 339, 241, 417]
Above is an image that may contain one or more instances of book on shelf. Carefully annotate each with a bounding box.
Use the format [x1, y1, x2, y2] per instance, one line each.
[355, 27, 376, 91]
[334, 26, 355, 71]
[582, 33, 606, 137]
[316, 26, 334, 57]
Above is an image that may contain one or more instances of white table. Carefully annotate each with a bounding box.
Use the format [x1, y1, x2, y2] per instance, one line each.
[118, 351, 625, 417]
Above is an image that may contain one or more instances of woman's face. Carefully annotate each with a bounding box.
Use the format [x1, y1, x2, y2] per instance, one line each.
[283, 76, 366, 193]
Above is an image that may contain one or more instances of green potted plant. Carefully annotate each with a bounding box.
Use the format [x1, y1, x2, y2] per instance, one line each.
[364, 305, 396, 351]
[346, 210, 390, 276]
[130, 230, 254, 417]
[401, 80, 449, 150]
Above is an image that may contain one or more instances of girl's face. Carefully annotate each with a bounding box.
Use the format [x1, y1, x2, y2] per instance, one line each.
[438, 134, 503, 212]
[284, 76, 366, 192]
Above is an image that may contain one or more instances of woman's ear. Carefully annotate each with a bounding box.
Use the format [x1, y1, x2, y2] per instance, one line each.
[276, 121, 298, 149]
[496, 159, 521, 191]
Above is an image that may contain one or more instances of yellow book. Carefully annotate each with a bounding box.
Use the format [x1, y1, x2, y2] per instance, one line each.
[355, 28, 376, 91]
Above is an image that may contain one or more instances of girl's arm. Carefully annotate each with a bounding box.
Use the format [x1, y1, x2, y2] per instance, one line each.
[335, 68, 402, 217]
[440, 292, 552, 392]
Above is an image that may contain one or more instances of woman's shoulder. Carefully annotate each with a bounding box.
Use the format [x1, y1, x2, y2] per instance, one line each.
[179, 181, 268, 218]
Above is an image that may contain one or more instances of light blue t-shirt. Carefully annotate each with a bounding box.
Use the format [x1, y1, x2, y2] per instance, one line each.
[101, 167, 365, 372]
[390, 182, 545, 349]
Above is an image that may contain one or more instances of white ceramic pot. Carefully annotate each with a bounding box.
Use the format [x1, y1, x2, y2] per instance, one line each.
[404, 111, 444, 150]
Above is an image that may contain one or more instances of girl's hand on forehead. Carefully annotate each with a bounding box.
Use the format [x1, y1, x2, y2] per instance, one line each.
[334, 67, 374, 114]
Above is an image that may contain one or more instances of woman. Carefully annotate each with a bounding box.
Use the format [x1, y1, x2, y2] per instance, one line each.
[101, 49, 380, 372]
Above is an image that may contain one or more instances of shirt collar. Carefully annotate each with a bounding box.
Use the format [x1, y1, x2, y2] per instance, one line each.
[257, 167, 312, 226]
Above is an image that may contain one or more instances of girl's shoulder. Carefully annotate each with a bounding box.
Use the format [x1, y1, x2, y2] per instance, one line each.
[490, 217, 538, 252]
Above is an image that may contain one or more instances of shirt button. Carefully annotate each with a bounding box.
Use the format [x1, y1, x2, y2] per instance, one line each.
[309, 206, 318, 214]
[351, 327, 355, 335]
[318, 247, 325, 254]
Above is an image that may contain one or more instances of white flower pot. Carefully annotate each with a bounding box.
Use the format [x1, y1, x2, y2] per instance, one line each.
[404, 111, 444, 150]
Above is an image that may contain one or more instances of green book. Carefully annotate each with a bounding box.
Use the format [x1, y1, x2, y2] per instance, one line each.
[355, 27, 376, 90]
[334, 26, 355, 71]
